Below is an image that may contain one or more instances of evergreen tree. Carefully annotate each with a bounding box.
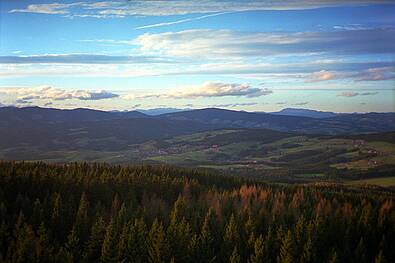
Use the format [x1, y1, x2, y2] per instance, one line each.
[277, 230, 294, 263]
[117, 224, 129, 262]
[83, 216, 106, 262]
[148, 219, 169, 263]
[75, 192, 89, 242]
[36, 223, 52, 262]
[300, 237, 313, 263]
[198, 208, 217, 262]
[249, 235, 264, 263]
[127, 218, 148, 263]
[65, 226, 80, 262]
[12, 219, 36, 263]
[100, 220, 117, 263]
[230, 246, 241, 263]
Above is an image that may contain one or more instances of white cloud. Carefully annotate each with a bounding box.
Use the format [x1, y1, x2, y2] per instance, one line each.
[355, 67, 395, 81]
[0, 54, 169, 64]
[10, 2, 81, 15]
[307, 70, 349, 82]
[9, 1, 394, 17]
[123, 81, 272, 99]
[134, 28, 395, 59]
[307, 67, 395, 82]
[4, 86, 119, 101]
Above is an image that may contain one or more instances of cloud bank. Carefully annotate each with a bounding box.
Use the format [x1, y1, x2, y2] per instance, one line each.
[10, 1, 394, 17]
[5, 86, 119, 101]
[123, 81, 272, 99]
[308, 67, 395, 82]
[135, 28, 395, 58]
[0, 54, 171, 64]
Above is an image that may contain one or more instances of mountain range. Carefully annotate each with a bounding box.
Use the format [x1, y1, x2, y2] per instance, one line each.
[0, 106, 394, 171]
[1, 106, 394, 136]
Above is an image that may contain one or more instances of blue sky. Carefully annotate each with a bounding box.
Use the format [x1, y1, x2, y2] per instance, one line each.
[0, 0, 394, 112]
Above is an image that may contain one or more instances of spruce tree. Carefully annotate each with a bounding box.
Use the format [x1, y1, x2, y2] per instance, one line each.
[83, 216, 106, 262]
[127, 218, 148, 263]
[277, 230, 294, 263]
[100, 220, 117, 263]
[148, 219, 169, 263]
[65, 226, 80, 262]
[229, 246, 241, 263]
[249, 235, 264, 263]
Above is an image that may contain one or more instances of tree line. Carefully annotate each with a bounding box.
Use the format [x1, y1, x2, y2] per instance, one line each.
[0, 161, 394, 262]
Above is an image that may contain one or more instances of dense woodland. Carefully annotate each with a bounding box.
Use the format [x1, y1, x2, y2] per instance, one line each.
[0, 162, 394, 262]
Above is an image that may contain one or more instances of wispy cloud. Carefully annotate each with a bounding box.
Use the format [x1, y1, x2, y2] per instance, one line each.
[208, 102, 258, 108]
[308, 67, 395, 82]
[134, 28, 395, 59]
[135, 12, 230, 29]
[337, 91, 379, 97]
[123, 81, 272, 100]
[4, 86, 119, 101]
[0, 54, 173, 64]
[9, 1, 394, 17]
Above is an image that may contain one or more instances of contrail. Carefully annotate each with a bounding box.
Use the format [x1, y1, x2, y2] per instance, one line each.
[134, 12, 231, 29]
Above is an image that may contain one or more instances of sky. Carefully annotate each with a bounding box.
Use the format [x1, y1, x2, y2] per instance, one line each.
[0, 0, 394, 112]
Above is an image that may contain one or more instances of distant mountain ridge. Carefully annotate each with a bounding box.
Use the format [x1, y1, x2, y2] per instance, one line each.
[0, 106, 146, 123]
[1, 107, 394, 142]
[270, 108, 339, 118]
[161, 108, 395, 135]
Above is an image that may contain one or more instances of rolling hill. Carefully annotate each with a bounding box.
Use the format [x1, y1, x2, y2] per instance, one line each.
[161, 108, 395, 134]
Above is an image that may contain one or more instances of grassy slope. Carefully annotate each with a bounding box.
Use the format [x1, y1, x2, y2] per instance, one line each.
[347, 176, 395, 187]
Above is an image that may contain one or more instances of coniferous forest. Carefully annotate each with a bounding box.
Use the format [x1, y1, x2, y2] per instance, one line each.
[0, 161, 394, 262]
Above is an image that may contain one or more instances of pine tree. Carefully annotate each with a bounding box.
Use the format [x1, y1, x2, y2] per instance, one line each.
[300, 237, 313, 263]
[277, 230, 294, 263]
[249, 235, 264, 263]
[100, 220, 117, 263]
[36, 223, 52, 262]
[167, 217, 192, 262]
[12, 218, 36, 263]
[148, 219, 169, 263]
[198, 208, 217, 262]
[117, 224, 129, 262]
[223, 214, 240, 259]
[83, 216, 106, 262]
[127, 218, 148, 263]
[75, 192, 89, 242]
[65, 226, 80, 262]
[229, 246, 241, 263]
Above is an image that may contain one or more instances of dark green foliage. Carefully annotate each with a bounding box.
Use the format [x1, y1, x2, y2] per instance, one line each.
[0, 161, 394, 262]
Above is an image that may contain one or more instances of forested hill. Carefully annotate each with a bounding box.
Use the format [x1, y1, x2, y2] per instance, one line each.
[0, 162, 394, 262]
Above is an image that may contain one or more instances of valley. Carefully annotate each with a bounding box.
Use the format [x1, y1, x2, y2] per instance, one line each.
[1, 106, 394, 186]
